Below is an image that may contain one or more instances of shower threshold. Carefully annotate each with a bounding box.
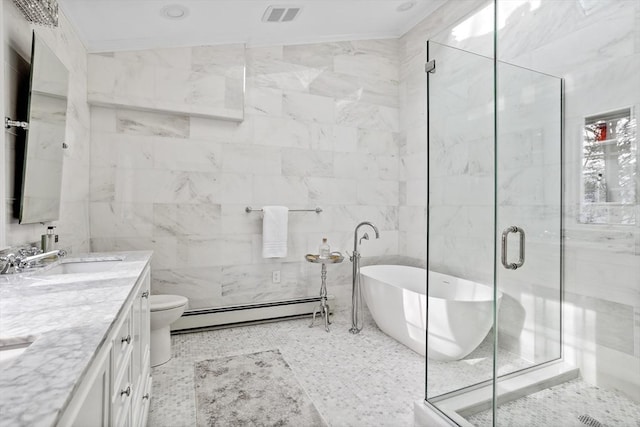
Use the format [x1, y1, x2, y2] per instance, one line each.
[416, 359, 579, 427]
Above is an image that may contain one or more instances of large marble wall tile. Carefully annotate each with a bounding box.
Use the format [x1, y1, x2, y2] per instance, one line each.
[310, 124, 358, 153]
[252, 116, 311, 149]
[333, 153, 379, 180]
[565, 292, 635, 356]
[185, 235, 252, 267]
[153, 138, 222, 173]
[190, 115, 254, 144]
[246, 57, 322, 93]
[281, 149, 333, 177]
[282, 42, 346, 69]
[357, 129, 400, 156]
[90, 236, 184, 270]
[332, 205, 399, 232]
[282, 91, 335, 123]
[152, 267, 223, 310]
[252, 176, 309, 206]
[223, 144, 281, 175]
[306, 177, 357, 205]
[116, 109, 190, 138]
[335, 100, 399, 132]
[153, 203, 222, 237]
[308, 71, 399, 108]
[245, 86, 283, 117]
[90, 202, 153, 238]
[115, 48, 192, 69]
[220, 204, 263, 235]
[57, 201, 90, 253]
[192, 44, 245, 73]
[334, 50, 398, 82]
[357, 181, 399, 206]
[90, 106, 116, 132]
[91, 133, 154, 169]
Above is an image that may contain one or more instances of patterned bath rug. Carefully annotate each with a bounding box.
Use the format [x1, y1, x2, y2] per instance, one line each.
[194, 349, 327, 427]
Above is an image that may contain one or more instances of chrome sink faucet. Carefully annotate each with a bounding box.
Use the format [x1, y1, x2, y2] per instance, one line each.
[0, 248, 67, 274]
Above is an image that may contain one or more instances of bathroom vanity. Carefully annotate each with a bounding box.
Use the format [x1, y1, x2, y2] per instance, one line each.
[0, 251, 152, 426]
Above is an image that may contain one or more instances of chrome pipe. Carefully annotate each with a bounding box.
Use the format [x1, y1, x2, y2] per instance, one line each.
[350, 221, 380, 334]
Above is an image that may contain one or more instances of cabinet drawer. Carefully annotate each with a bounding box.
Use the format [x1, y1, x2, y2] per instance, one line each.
[112, 358, 132, 427]
[133, 373, 152, 427]
[112, 306, 133, 374]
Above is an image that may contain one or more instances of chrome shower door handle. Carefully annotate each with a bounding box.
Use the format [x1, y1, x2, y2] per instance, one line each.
[501, 226, 525, 270]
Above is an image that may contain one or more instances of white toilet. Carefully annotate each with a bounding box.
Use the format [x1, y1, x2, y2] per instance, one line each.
[150, 294, 188, 367]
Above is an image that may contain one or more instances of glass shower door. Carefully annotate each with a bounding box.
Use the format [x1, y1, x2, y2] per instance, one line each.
[425, 39, 563, 425]
[426, 40, 497, 401]
[492, 60, 563, 425]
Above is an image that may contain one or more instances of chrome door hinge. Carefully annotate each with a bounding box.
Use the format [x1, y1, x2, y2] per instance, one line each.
[425, 60, 436, 74]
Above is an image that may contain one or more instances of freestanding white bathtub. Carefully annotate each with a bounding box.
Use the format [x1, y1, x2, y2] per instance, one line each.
[359, 265, 501, 361]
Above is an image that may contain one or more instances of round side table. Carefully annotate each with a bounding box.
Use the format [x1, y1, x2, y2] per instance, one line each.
[305, 252, 344, 332]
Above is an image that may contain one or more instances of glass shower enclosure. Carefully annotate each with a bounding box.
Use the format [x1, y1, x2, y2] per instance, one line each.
[424, 26, 564, 427]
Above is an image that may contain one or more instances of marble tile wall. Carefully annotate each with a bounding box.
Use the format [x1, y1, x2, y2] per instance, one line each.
[87, 44, 245, 121]
[399, 0, 639, 402]
[89, 39, 401, 311]
[3, 3, 90, 253]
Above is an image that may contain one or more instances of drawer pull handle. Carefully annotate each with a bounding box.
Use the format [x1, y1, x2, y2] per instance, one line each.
[141, 291, 149, 299]
[142, 393, 150, 400]
[121, 335, 131, 344]
[121, 386, 131, 397]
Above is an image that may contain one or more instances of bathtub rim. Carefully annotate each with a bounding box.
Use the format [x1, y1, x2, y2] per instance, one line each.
[359, 264, 503, 303]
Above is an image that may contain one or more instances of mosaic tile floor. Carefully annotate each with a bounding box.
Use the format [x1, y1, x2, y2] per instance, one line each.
[149, 309, 422, 427]
[148, 308, 543, 426]
[467, 378, 640, 427]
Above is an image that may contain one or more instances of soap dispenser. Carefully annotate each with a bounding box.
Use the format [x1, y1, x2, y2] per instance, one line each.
[319, 238, 330, 259]
[41, 226, 57, 252]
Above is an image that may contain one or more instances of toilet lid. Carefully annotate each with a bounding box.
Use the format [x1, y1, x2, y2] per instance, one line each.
[150, 294, 189, 311]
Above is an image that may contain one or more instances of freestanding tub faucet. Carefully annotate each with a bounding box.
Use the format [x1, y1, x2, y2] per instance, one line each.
[349, 221, 380, 334]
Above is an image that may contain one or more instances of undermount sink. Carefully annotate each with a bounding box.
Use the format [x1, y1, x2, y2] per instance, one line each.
[40, 259, 123, 275]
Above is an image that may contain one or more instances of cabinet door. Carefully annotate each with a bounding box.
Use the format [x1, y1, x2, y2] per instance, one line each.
[133, 266, 151, 426]
[59, 344, 111, 427]
[140, 266, 151, 375]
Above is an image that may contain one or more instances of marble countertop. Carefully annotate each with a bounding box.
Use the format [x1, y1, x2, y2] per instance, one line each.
[0, 251, 153, 427]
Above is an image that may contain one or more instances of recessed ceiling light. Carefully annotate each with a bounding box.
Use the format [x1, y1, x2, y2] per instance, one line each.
[161, 4, 189, 20]
[396, 1, 415, 12]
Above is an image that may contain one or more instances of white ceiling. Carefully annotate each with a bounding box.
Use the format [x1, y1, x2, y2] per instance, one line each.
[58, 0, 446, 53]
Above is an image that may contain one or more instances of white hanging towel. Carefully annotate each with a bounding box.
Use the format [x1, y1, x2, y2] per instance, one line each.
[262, 206, 289, 258]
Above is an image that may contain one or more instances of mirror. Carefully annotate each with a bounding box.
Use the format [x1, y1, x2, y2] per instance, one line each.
[580, 107, 637, 225]
[19, 33, 69, 224]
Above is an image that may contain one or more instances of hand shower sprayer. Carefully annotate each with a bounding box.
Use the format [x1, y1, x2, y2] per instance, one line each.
[350, 222, 380, 334]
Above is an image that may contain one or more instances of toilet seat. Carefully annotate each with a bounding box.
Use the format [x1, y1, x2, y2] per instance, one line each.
[150, 294, 188, 312]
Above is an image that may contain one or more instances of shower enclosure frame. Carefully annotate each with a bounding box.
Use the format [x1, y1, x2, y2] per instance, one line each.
[422, 6, 567, 425]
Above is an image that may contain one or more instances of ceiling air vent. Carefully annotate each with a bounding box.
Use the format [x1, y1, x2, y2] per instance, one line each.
[262, 6, 302, 23]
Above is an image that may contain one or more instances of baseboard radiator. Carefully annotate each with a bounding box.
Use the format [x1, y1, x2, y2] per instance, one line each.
[171, 296, 334, 333]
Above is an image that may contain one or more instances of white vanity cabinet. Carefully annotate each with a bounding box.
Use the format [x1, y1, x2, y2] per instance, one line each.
[58, 264, 152, 427]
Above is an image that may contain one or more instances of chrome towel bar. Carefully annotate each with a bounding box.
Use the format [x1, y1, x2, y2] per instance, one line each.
[245, 206, 323, 213]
